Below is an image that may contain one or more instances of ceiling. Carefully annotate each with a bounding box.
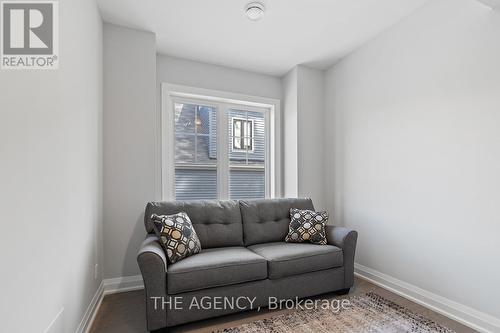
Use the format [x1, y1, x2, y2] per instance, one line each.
[97, 0, 430, 76]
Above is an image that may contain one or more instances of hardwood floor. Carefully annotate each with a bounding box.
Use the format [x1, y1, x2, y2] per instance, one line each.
[89, 277, 477, 333]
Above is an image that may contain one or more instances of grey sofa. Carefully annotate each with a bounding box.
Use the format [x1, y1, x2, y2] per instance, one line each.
[137, 198, 358, 332]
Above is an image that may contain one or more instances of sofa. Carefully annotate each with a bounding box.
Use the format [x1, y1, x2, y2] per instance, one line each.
[137, 198, 358, 332]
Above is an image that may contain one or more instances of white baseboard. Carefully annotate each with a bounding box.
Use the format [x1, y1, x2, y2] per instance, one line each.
[77, 275, 144, 333]
[75, 281, 104, 333]
[355, 263, 500, 333]
[103, 274, 144, 295]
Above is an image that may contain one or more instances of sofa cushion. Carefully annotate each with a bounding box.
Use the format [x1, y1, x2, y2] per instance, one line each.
[167, 247, 267, 294]
[240, 198, 315, 246]
[248, 242, 343, 279]
[145, 200, 243, 248]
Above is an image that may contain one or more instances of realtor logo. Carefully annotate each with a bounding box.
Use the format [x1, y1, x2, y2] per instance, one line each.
[1, 1, 58, 69]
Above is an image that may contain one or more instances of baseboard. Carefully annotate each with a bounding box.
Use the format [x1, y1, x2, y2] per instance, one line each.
[354, 263, 500, 333]
[76, 281, 104, 333]
[103, 274, 144, 295]
[77, 275, 144, 333]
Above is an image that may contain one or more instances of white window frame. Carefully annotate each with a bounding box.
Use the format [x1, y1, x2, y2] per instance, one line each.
[161, 83, 281, 201]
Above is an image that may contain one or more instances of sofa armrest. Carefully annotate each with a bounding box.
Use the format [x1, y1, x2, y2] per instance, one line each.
[137, 234, 167, 331]
[326, 226, 358, 288]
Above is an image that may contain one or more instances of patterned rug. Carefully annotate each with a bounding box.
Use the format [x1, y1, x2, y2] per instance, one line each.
[215, 292, 455, 333]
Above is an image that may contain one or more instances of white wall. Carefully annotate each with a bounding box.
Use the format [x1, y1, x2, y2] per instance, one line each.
[0, 0, 103, 332]
[282, 68, 299, 197]
[282, 66, 326, 210]
[103, 24, 157, 279]
[157, 54, 282, 100]
[325, 0, 500, 321]
[297, 66, 325, 211]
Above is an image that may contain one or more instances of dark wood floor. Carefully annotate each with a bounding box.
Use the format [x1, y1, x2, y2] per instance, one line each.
[89, 277, 476, 333]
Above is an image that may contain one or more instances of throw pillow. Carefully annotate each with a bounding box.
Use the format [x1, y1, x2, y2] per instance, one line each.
[150, 212, 201, 264]
[285, 208, 328, 245]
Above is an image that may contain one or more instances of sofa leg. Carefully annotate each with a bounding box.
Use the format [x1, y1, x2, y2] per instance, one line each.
[335, 288, 351, 296]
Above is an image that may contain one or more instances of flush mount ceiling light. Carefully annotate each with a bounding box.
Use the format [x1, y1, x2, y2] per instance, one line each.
[245, 2, 265, 21]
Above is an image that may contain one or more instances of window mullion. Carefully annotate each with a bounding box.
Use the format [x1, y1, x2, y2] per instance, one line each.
[245, 112, 249, 164]
[194, 105, 198, 163]
[265, 109, 271, 198]
[217, 103, 229, 200]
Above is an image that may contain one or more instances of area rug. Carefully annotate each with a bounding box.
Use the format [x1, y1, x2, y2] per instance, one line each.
[215, 292, 455, 333]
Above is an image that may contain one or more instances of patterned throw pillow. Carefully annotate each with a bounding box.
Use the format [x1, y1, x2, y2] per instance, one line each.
[150, 212, 201, 264]
[285, 208, 329, 245]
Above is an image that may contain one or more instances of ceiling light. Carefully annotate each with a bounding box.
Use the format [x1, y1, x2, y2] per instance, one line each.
[245, 2, 265, 21]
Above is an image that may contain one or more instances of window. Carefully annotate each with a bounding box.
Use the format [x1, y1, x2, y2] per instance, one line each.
[173, 102, 218, 200]
[162, 85, 280, 201]
[232, 118, 254, 151]
[228, 110, 265, 199]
